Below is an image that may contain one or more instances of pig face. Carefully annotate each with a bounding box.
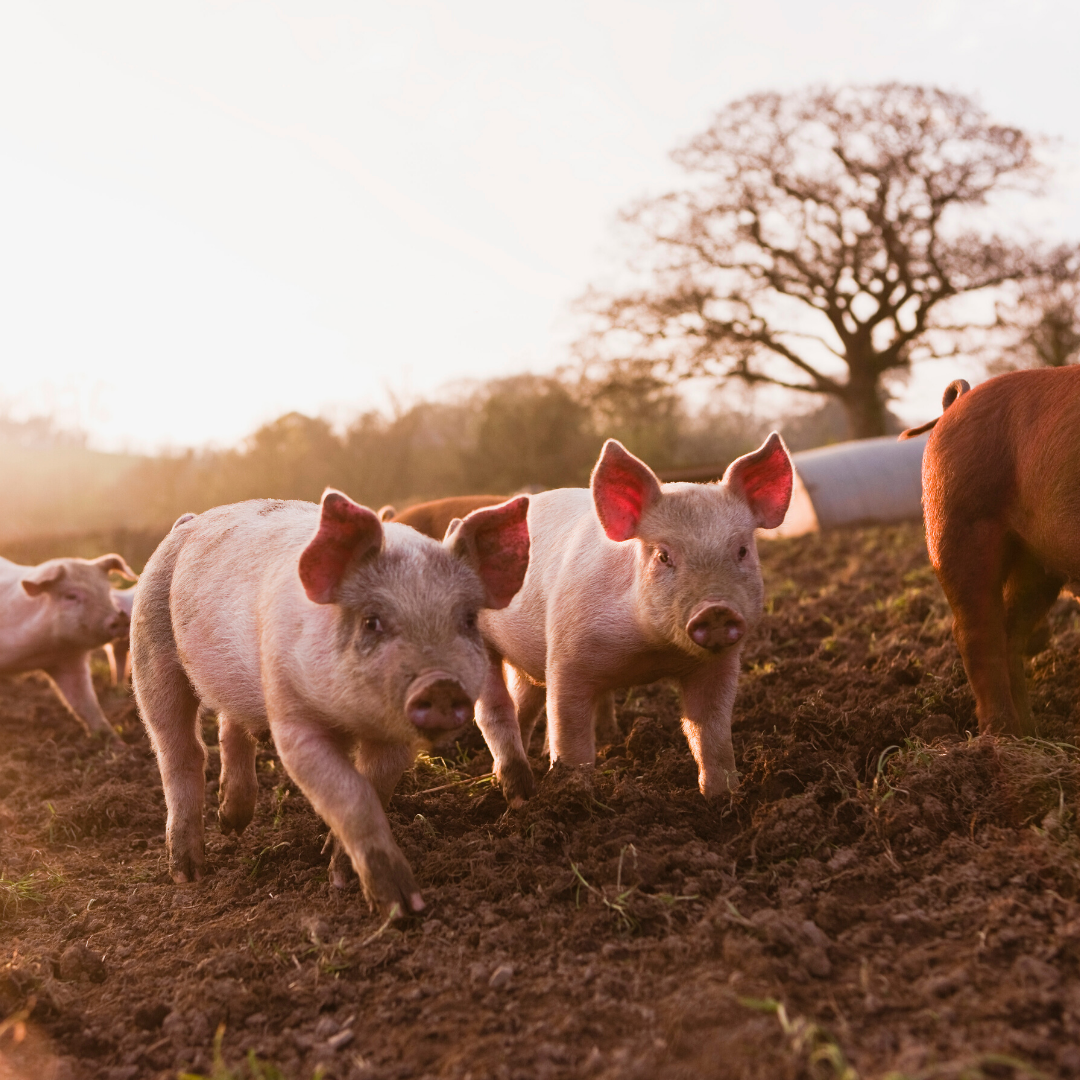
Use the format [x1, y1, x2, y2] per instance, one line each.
[297, 491, 530, 748]
[22, 555, 137, 652]
[592, 436, 792, 655]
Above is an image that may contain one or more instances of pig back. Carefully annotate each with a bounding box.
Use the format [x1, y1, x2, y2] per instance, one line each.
[479, 487, 635, 681]
[157, 501, 322, 720]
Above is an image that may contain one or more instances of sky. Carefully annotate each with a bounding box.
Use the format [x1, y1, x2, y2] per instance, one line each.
[1, 0, 1078, 452]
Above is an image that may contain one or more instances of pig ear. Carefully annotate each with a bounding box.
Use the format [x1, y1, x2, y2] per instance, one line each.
[299, 489, 383, 604]
[21, 562, 66, 597]
[722, 432, 793, 529]
[445, 496, 530, 610]
[591, 439, 662, 542]
[377, 505, 397, 522]
[94, 554, 138, 582]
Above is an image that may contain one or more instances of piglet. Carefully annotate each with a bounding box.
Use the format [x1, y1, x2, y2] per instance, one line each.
[913, 367, 1080, 736]
[132, 490, 529, 915]
[0, 554, 137, 736]
[104, 586, 136, 685]
[475, 435, 792, 804]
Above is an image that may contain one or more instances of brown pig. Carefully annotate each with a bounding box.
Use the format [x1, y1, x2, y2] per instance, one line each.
[0, 554, 137, 736]
[472, 435, 793, 804]
[380, 495, 511, 539]
[132, 490, 529, 915]
[916, 367, 1080, 736]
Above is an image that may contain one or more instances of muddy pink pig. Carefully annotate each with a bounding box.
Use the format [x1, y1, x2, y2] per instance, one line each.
[132, 490, 529, 915]
[473, 435, 792, 805]
[907, 366, 1080, 736]
[0, 554, 137, 736]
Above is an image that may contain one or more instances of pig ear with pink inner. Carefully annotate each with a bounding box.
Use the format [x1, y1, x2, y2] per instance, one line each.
[21, 562, 67, 597]
[299, 489, 384, 604]
[722, 432, 793, 529]
[591, 439, 663, 542]
[444, 496, 530, 610]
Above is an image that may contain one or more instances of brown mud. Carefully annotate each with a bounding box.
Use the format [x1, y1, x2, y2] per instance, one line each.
[2, 522, 1080, 1080]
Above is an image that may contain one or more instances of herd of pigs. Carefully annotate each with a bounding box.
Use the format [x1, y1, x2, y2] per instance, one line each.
[1, 365, 1078, 922]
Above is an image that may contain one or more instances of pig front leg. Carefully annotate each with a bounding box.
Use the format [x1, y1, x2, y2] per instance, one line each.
[45, 657, 119, 739]
[217, 714, 259, 835]
[271, 718, 423, 915]
[545, 666, 598, 766]
[475, 654, 536, 807]
[679, 651, 742, 797]
[328, 739, 414, 889]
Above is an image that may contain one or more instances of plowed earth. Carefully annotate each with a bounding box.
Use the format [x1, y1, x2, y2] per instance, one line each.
[3, 523, 1080, 1080]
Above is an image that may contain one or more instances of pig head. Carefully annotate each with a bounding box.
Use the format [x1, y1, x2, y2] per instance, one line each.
[475, 434, 792, 804]
[133, 490, 529, 916]
[0, 554, 138, 737]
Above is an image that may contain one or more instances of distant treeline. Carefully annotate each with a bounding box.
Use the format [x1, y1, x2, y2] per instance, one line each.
[0, 370, 860, 566]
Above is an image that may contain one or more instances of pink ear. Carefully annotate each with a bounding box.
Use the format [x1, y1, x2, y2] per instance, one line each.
[591, 439, 662, 542]
[299, 490, 383, 604]
[445, 496, 530, 609]
[94, 553, 138, 581]
[21, 562, 66, 597]
[723, 432, 793, 529]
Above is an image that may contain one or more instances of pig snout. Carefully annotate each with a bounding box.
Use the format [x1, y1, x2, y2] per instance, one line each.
[405, 673, 474, 736]
[107, 607, 131, 640]
[686, 603, 746, 651]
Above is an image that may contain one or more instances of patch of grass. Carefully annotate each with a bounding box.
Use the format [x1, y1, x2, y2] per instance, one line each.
[180, 1023, 326, 1080]
[738, 997, 856, 1080]
[0, 867, 62, 920]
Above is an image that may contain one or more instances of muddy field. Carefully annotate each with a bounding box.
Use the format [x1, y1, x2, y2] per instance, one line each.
[3, 522, 1080, 1080]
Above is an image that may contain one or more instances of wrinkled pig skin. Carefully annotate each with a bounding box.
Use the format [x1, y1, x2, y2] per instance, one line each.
[922, 366, 1080, 736]
[476, 434, 793, 805]
[132, 491, 529, 916]
[0, 554, 137, 737]
[379, 495, 511, 539]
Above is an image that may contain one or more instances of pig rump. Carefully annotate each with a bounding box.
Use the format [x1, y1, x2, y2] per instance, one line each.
[922, 367, 1080, 736]
[133, 490, 530, 915]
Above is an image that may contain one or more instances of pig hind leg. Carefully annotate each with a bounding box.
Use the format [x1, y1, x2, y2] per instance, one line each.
[135, 647, 206, 881]
[475, 654, 536, 806]
[936, 522, 1021, 736]
[1002, 543, 1064, 736]
[217, 714, 259, 835]
[505, 664, 546, 755]
[593, 690, 620, 748]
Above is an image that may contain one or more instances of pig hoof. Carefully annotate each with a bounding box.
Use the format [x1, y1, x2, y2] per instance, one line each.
[497, 760, 536, 806]
[699, 770, 740, 799]
[362, 848, 422, 918]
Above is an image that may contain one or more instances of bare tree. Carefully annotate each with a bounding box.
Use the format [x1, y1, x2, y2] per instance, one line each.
[995, 248, 1080, 369]
[579, 84, 1075, 438]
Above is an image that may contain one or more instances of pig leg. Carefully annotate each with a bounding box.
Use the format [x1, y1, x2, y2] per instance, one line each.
[545, 668, 597, 766]
[505, 664, 546, 756]
[1002, 546, 1065, 735]
[329, 740, 413, 888]
[45, 657, 118, 739]
[217, 714, 259, 835]
[593, 690, 620, 748]
[679, 650, 742, 797]
[475, 655, 536, 806]
[271, 719, 423, 915]
[136, 656, 207, 882]
[936, 524, 1021, 734]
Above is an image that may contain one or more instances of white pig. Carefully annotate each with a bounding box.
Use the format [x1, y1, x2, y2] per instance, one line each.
[472, 435, 792, 804]
[0, 554, 138, 737]
[132, 490, 530, 915]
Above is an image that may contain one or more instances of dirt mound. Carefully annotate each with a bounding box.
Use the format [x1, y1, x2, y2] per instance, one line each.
[2, 522, 1080, 1079]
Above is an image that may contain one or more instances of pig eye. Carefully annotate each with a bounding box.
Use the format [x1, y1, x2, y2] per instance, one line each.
[464, 612, 478, 631]
[362, 615, 384, 634]
[62, 591, 81, 602]
[656, 548, 672, 566]
[737, 546, 749, 561]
